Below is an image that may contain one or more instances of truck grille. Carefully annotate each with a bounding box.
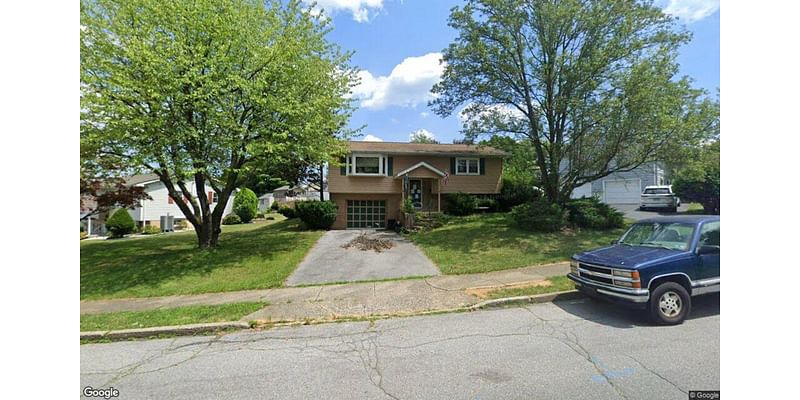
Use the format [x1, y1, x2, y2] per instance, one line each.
[578, 263, 616, 285]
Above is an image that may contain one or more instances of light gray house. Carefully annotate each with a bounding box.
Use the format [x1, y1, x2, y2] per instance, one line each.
[571, 161, 667, 204]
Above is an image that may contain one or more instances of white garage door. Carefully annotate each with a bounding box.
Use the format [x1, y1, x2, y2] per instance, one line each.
[604, 179, 641, 204]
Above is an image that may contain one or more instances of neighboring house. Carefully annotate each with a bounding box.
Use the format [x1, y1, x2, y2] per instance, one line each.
[125, 174, 236, 228]
[80, 197, 108, 236]
[271, 183, 329, 206]
[570, 161, 668, 204]
[327, 141, 508, 229]
[258, 193, 275, 211]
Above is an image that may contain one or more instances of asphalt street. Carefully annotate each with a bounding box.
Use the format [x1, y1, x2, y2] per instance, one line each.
[80, 295, 719, 400]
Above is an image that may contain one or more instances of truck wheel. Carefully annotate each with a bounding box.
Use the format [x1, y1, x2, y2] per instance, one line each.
[649, 282, 691, 325]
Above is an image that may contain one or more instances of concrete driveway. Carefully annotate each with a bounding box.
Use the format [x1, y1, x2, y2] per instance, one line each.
[286, 230, 440, 286]
[611, 203, 693, 221]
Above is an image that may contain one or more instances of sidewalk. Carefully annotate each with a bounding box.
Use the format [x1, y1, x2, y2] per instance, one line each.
[80, 262, 569, 323]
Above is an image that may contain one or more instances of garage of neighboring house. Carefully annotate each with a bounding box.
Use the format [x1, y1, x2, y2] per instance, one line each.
[603, 178, 642, 204]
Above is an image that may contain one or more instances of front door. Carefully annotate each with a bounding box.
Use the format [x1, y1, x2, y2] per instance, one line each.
[410, 179, 423, 209]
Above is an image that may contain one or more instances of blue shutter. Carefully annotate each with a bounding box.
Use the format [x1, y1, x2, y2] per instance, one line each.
[340, 157, 347, 175]
[387, 157, 393, 176]
[479, 158, 486, 175]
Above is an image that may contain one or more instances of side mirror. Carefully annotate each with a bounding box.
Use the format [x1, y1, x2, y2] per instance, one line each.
[696, 245, 720, 255]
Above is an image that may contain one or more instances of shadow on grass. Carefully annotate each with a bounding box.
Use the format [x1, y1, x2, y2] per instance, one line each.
[80, 220, 322, 300]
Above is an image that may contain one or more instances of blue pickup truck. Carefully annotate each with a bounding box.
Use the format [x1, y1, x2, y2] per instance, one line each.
[567, 215, 720, 325]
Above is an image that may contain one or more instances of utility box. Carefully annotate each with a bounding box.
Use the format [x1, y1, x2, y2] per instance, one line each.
[160, 215, 175, 232]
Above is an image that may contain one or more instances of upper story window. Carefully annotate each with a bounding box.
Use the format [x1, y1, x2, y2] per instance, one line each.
[349, 154, 387, 176]
[456, 158, 479, 175]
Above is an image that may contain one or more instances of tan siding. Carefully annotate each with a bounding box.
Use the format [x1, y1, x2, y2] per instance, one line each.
[330, 193, 402, 230]
[328, 155, 503, 195]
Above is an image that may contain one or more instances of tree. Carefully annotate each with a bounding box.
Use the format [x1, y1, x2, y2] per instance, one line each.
[409, 130, 440, 144]
[431, 0, 719, 204]
[479, 135, 539, 185]
[80, 168, 151, 220]
[81, 0, 354, 248]
[233, 188, 259, 223]
[672, 140, 720, 214]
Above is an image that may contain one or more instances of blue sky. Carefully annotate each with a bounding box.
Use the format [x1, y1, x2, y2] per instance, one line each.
[311, 0, 720, 144]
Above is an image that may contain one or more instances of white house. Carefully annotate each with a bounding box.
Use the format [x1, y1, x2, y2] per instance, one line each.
[570, 161, 668, 204]
[258, 193, 275, 211]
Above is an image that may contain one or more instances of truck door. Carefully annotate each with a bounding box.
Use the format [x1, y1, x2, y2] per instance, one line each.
[696, 221, 720, 279]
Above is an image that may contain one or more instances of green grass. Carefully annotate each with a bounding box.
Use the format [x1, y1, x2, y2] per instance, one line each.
[486, 276, 576, 299]
[683, 202, 706, 214]
[408, 213, 625, 275]
[80, 218, 324, 300]
[80, 302, 266, 331]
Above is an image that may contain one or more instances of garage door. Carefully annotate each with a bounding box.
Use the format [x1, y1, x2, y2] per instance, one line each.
[346, 200, 386, 229]
[603, 179, 641, 204]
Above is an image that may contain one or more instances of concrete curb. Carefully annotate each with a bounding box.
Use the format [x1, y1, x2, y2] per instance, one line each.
[80, 321, 251, 341]
[468, 290, 584, 311]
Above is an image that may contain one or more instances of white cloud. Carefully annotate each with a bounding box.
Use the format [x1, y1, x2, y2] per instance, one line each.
[420, 111, 430, 118]
[362, 134, 384, 142]
[304, 0, 384, 23]
[409, 129, 435, 142]
[351, 52, 445, 110]
[661, 0, 719, 23]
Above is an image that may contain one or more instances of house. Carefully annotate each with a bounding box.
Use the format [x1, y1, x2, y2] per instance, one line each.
[327, 141, 508, 229]
[124, 174, 236, 229]
[258, 193, 275, 211]
[270, 183, 329, 207]
[570, 161, 668, 204]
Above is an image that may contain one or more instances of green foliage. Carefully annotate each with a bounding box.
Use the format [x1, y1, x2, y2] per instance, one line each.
[401, 197, 416, 214]
[480, 136, 539, 184]
[270, 201, 280, 211]
[446, 192, 478, 216]
[672, 141, 720, 214]
[498, 179, 541, 211]
[295, 201, 338, 229]
[141, 225, 162, 235]
[476, 197, 498, 212]
[105, 209, 136, 238]
[510, 200, 565, 232]
[222, 214, 242, 225]
[81, 231, 88, 240]
[278, 205, 297, 219]
[431, 0, 719, 203]
[565, 197, 624, 229]
[233, 188, 258, 223]
[409, 130, 439, 144]
[80, 0, 355, 248]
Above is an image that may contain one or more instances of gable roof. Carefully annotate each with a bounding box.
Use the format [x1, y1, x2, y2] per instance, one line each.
[347, 141, 508, 157]
[124, 173, 160, 186]
[394, 161, 447, 178]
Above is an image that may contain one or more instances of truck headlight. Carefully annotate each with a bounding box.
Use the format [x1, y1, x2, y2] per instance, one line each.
[613, 269, 633, 278]
[570, 259, 578, 274]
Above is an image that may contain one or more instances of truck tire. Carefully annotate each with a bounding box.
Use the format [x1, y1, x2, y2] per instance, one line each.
[649, 282, 691, 325]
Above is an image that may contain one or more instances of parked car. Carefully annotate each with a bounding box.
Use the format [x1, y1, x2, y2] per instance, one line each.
[639, 185, 680, 212]
[567, 215, 719, 325]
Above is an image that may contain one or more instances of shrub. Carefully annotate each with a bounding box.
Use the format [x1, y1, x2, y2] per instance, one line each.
[222, 213, 242, 225]
[401, 197, 415, 214]
[476, 197, 498, 212]
[498, 179, 541, 211]
[256, 211, 266, 219]
[141, 225, 161, 235]
[80, 231, 88, 240]
[233, 188, 258, 223]
[510, 199, 565, 232]
[270, 201, 280, 211]
[295, 201, 338, 229]
[105, 208, 136, 238]
[565, 197, 624, 229]
[673, 171, 720, 214]
[175, 219, 188, 230]
[278, 205, 296, 219]
[445, 192, 477, 216]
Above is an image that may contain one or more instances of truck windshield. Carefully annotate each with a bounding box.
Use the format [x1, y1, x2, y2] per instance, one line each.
[643, 188, 671, 195]
[619, 222, 695, 251]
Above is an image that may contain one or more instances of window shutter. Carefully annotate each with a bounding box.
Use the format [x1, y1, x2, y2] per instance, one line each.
[450, 157, 456, 174]
[168, 195, 174, 204]
[387, 157, 393, 176]
[480, 158, 486, 175]
[208, 191, 213, 204]
[340, 157, 347, 176]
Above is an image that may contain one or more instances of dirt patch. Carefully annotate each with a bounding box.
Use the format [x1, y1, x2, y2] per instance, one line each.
[341, 232, 396, 253]
[465, 279, 552, 299]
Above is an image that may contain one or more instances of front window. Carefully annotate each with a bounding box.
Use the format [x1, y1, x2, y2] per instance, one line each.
[643, 188, 671, 195]
[350, 154, 385, 175]
[456, 158, 479, 175]
[619, 222, 696, 251]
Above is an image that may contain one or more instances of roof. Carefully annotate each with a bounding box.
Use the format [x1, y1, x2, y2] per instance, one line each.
[394, 161, 446, 177]
[637, 215, 720, 225]
[347, 141, 509, 157]
[124, 173, 160, 186]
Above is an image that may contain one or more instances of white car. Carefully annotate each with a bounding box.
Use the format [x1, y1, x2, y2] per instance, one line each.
[640, 185, 680, 212]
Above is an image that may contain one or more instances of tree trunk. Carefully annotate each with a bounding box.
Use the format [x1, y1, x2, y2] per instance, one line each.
[195, 221, 213, 249]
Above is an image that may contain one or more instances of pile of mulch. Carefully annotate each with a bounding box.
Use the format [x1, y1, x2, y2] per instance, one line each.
[341, 232, 395, 253]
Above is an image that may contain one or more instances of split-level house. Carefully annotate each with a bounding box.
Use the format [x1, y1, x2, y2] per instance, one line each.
[327, 141, 508, 229]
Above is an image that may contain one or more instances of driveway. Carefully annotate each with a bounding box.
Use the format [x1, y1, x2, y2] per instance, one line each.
[611, 203, 693, 221]
[286, 230, 440, 286]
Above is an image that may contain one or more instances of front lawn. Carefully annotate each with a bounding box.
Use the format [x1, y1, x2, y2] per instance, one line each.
[80, 218, 324, 300]
[486, 276, 576, 299]
[80, 302, 266, 331]
[408, 213, 625, 275]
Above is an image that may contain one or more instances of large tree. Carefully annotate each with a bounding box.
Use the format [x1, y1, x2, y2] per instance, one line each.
[431, 0, 719, 203]
[81, 0, 354, 247]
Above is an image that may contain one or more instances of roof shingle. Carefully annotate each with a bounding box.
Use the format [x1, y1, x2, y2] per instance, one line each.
[347, 141, 508, 157]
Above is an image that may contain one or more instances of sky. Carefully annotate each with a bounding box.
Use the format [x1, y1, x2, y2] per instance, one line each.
[310, 0, 720, 144]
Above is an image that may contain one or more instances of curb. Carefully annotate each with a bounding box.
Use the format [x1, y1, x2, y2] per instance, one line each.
[80, 321, 251, 341]
[468, 290, 584, 311]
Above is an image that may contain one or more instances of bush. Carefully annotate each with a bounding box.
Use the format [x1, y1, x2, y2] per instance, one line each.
[673, 171, 720, 215]
[498, 179, 541, 211]
[222, 213, 242, 225]
[476, 197, 498, 212]
[270, 201, 280, 211]
[80, 231, 88, 240]
[233, 188, 258, 223]
[256, 211, 266, 219]
[295, 201, 338, 229]
[278, 205, 296, 219]
[141, 225, 161, 235]
[401, 197, 415, 214]
[445, 192, 477, 216]
[565, 197, 624, 229]
[510, 199, 565, 232]
[105, 208, 136, 238]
